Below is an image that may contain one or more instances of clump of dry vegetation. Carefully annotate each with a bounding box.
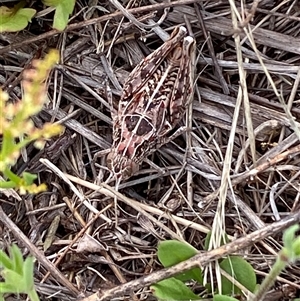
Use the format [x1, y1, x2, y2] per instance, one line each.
[1, 0, 300, 300]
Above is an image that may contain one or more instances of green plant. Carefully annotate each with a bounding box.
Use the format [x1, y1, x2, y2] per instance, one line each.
[0, 244, 39, 301]
[219, 255, 256, 295]
[0, 0, 75, 32]
[250, 224, 300, 301]
[0, 2, 36, 32]
[152, 225, 300, 301]
[151, 237, 256, 301]
[0, 49, 62, 194]
[42, 0, 76, 31]
[0, 50, 62, 300]
[151, 240, 202, 300]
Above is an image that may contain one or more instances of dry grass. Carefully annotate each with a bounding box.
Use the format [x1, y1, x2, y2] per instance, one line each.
[1, 0, 300, 300]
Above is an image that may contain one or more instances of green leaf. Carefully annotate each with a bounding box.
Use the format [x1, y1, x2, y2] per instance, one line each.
[1, 269, 25, 292]
[0, 245, 38, 298]
[0, 282, 18, 294]
[157, 240, 202, 283]
[213, 294, 240, 301]
[23, 256, 35, 290]
[2, 168, 22, 185]
[0, 5, 36, 32]
[10, 244, 24, 275]
[151, 277, 199, 300]
[281, 225, 300, 261]
[292, 238, 300, 257]
[0, 180, 17, 189]
[43, 0, 75, 31]
[52, 4, 69, 31]
[43, 0, 74, 11]
[220, 256, 256, 295]
[283, 225, 299, 250]
[0, 249, 13, 270]
[27, 288, 40, 301]
[22, 172, 37, 185]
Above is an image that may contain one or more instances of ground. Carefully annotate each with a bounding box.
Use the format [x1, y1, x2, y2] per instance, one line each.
[1, 0, 300, 300]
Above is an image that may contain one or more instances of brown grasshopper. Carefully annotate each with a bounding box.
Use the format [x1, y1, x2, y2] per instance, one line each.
[107, 26, 196, 180]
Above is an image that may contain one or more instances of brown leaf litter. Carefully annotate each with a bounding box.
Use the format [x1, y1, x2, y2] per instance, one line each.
[1, 0, 300, 300]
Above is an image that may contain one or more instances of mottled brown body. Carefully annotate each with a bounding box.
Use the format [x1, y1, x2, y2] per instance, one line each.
[107, 26, 196, 179]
